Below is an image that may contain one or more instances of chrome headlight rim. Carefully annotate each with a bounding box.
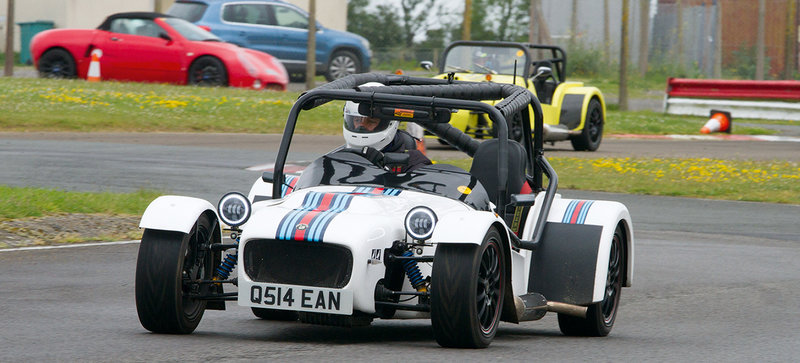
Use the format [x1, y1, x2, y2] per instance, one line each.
[404, 206, 437, 241]
[218, 192, 252, 228]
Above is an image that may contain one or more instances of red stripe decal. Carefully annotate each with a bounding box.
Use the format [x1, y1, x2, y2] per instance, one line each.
[570, 200, 586, 224]
[292, 193, 334, 240]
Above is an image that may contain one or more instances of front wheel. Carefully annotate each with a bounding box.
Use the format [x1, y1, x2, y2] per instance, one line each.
[558, 223, 625, 336]
[188, 56, 228, 87]
[570, 98, 604, 151]
[325, 50, 360, 81]
[135, 213, 217, 334]
[37, 48, 77, 78]
[431, 228, 505, 348]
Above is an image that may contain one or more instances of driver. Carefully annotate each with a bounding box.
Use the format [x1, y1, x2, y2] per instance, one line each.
[342, 85, 431, 171]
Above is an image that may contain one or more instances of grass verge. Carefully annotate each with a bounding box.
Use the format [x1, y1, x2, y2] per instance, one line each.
[0, 77, 778, 135]
[448, 157, 800, 204]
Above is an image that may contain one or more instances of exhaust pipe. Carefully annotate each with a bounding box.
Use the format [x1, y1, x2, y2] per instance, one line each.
[546, 301, 587, 318]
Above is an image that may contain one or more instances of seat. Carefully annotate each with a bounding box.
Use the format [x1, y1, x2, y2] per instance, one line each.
[469, 138, 527, 208]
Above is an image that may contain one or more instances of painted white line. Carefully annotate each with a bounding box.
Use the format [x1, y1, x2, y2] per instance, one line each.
[246, 162, 275, 171]
[0, 239, 140, 253]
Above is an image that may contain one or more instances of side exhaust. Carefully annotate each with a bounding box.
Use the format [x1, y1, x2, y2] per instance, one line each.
[514, 293, 588, 321]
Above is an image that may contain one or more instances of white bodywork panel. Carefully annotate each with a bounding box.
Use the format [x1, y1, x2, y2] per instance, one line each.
[522, 192, 634, 303]
[139, 195, 218, 234]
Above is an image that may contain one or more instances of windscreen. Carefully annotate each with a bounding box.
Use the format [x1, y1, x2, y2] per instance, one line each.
[443, 44, 528, 76]
[162, 17, 220, 42]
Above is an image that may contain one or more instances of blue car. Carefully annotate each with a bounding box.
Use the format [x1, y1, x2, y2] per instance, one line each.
[167, 0, 371, 81]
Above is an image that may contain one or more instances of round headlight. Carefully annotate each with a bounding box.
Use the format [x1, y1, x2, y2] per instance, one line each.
[404, 206, 437, 241]
[218, 192, 251, 227]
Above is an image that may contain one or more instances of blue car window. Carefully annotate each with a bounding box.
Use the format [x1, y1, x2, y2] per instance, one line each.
[223, 4, 271, 26]
[272, 5, 308, 29]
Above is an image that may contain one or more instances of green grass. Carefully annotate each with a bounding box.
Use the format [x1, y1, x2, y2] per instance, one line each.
[0, 186, 160, 219]
[0, 77, 343, 134]
[447, 157, 800, 204]
[0, 77, 781, 135]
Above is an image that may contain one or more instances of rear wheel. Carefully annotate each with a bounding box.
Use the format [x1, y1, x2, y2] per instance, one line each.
[431, 228, 505, 348]
[37, 48, 76, 78]
[135, 214, 216, 334]
[570, 98, 603, 151]
[558, 223, 624, 336]
[325, 50, 360, 81]
[188, 56, 228, 87]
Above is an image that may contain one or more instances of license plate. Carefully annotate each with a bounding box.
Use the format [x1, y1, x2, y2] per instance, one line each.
[243, 282, 353, 315]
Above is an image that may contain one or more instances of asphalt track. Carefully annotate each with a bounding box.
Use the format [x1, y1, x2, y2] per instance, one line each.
[1, 133, 799, 361]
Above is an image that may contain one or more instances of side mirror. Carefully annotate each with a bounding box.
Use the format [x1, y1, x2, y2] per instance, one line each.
[262, 171, 274, 183]
[159, 32, 172, 42]
[532, 66, 552, 81]
[419, 61, 433, 71]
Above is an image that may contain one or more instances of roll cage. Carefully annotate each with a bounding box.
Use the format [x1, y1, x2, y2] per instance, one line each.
[273, 73, 557, 251]
[440, 40, 568, 84]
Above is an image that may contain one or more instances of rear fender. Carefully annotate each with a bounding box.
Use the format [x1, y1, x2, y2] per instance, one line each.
[549, 84, 605, 130]
[139, 195, 220, 236]
[525, 195, 633, 304]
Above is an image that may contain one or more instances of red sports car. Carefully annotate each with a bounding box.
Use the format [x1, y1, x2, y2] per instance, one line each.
[31, 12, 289, 91]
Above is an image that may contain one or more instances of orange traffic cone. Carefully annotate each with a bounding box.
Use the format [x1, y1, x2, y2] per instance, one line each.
[700, 109, 732, 134]
[87, 49, 102, 82]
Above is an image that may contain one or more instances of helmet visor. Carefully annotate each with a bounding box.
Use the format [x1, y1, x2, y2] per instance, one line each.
[344, 114, 393, 134]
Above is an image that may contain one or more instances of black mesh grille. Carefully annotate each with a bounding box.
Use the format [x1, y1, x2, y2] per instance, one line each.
[244, 239, 353, 288]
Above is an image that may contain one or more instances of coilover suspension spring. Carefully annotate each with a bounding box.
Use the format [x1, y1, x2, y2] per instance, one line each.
[215, 251, 238, 280]
[402, 250, 427, 292]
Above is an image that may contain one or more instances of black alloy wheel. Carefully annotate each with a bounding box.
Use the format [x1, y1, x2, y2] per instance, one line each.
[188, 56, 228, 87]
[37, 48, 77, 78]
[571, 98, 604, 151]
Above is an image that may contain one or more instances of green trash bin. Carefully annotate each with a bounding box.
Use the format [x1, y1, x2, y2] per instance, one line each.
[18, 20, 55, 65]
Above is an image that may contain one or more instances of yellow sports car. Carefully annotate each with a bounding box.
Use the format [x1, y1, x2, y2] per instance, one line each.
[421, 41, 605, 151]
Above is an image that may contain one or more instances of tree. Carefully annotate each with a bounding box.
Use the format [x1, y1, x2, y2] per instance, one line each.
[399, 0, 436, 47]
[619, 0, 630, 111]
[469, 0, 529, 42]
[347, 0, 404, 49]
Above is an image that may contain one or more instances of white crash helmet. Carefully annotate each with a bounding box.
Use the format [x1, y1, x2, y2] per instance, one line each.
[342, 82, 398, 150]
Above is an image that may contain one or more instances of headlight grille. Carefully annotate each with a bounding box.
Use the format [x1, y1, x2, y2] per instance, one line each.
[244, 239, 353, 288]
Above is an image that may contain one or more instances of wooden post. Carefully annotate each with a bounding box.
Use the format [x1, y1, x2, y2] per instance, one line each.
[620, 0, 630, 111]
[570, 0, 579, 44]
[756, 0, 766, 80]
[784, 0, 797, 79]
[4, 0, 15, 77]
[676, 0, 684, 68]
[713, 0, 722, 78]
[305, 0, 317, 90]
[638, 0, 650, 77]
[463, 0, 472, 40]
[604, 0, 610, 65]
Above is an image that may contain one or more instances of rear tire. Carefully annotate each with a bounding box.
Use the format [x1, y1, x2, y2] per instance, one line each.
[188, 56, 228, 87]
[431, 228, 505, 348]
[570, 98, 603, 151]
[135, 214, 216, 334]
[558, 223, 624, 336]
[37, 48, 77, 79]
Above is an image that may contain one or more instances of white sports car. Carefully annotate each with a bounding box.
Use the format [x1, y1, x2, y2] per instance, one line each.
[135, 74, 634, 348]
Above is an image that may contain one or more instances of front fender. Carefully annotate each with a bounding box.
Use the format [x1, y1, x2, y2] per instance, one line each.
[430, 210, 504, 245]
[139, 195, 219, 234]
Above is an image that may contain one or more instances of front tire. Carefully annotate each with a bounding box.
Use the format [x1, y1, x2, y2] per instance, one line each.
[135, 214, 216, 334]
[188, 56, 228, 87]
[558, 223, 624, 336]
[37, 48, 77, 79]
[325, 50, 360, 81]
[570, 98, 603, 151]
[431, 228, 505, 348]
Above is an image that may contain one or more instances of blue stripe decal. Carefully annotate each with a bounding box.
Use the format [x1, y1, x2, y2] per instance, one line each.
[562, 200, 579, 223]
[278, 192, 322, 239]
[577, 201, 594, 224]
[307, 194, 354, 242]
